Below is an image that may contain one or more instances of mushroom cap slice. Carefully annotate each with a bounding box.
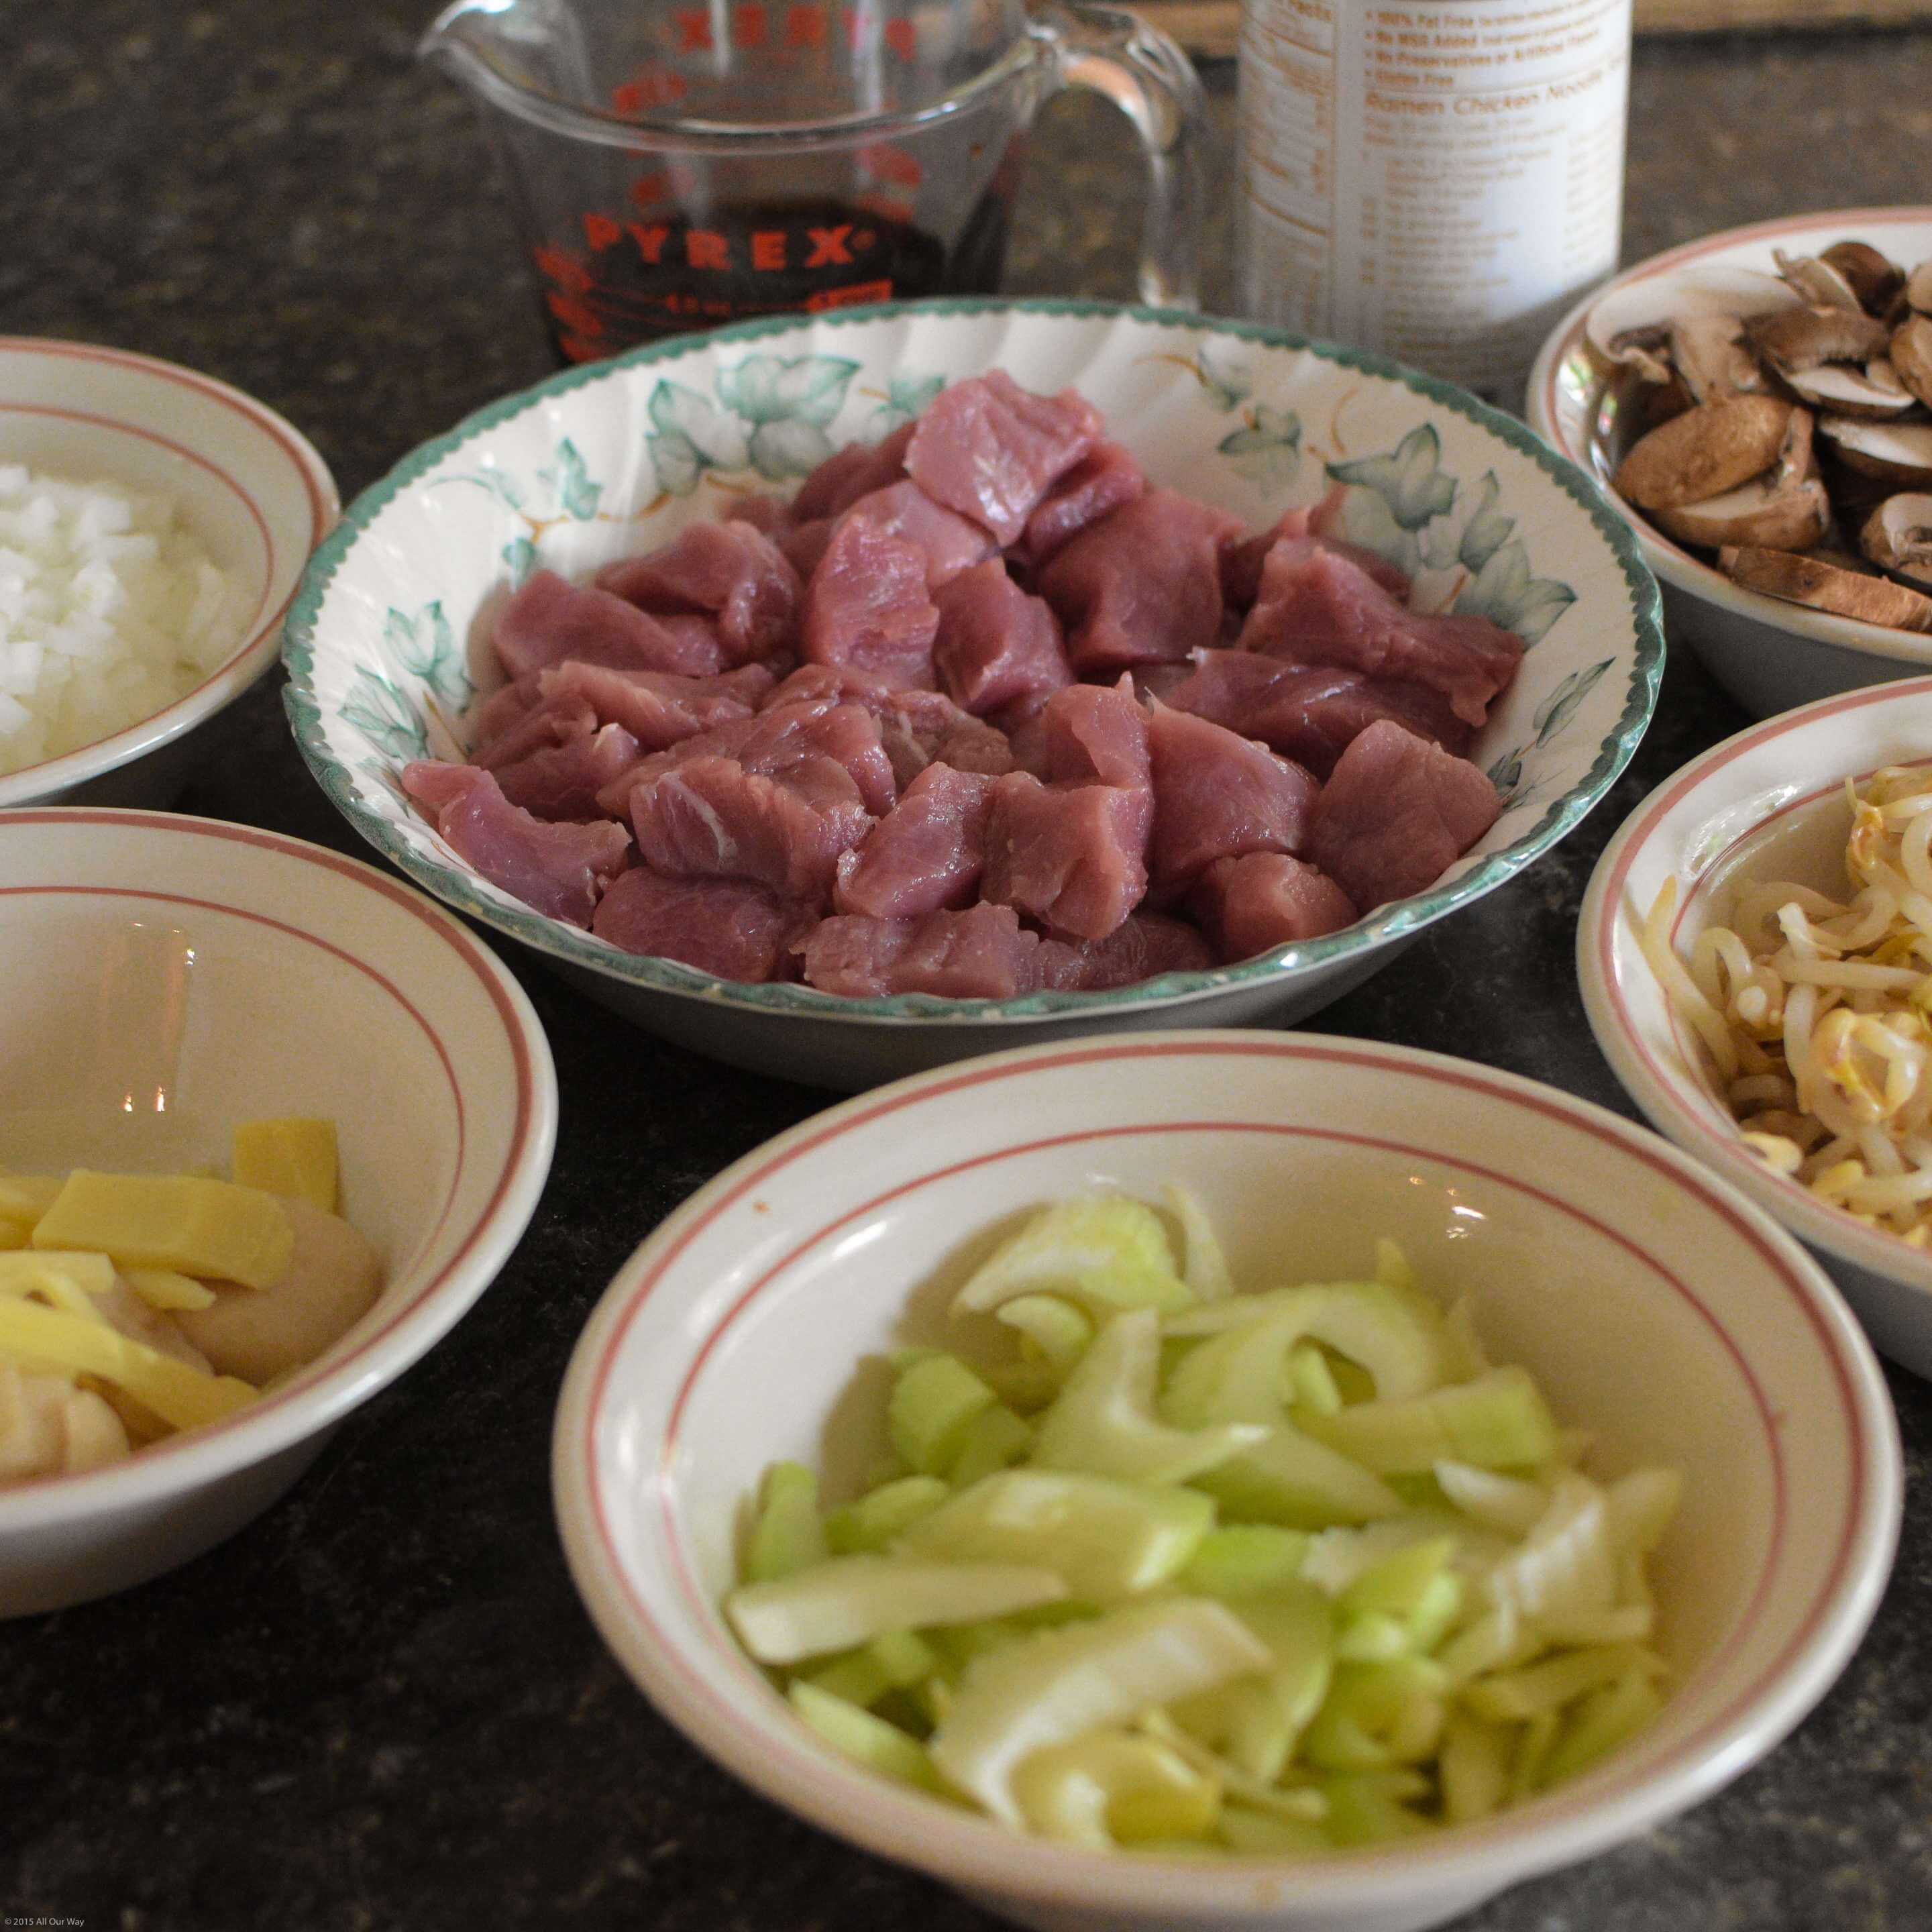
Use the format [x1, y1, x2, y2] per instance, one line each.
[1820, 417, 1932, 486]
[1819, 241, 1907, 316]
[1612, 394, 1795, 511]
[1782, 356, 1920, 420]
[1908, 261, 1932, 315]
[1671, 310, 1774, 403]
[1860, 494, 1932, 586]
[1716, 545, 1932, 631]
[1746, 304, 1892, 373]
[1774, 248, 1866, 313]
[1586, 266, 1798, 380]
[1651, 474, 1832, 551]
[1891, 314, 1932, 411]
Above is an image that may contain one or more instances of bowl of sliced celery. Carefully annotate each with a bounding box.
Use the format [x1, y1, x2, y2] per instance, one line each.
[553, 1031, 1899, 1932]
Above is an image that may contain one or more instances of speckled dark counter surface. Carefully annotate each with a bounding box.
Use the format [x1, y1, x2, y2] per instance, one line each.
[3, 8, 1929, 1928]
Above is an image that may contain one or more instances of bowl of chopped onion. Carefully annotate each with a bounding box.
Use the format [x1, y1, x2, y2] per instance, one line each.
[553, 1030, 1897, 1932]
[0, 337, 337, 810]
[0, 809, 556, 1614]
[1581, 673, 1932, 1379]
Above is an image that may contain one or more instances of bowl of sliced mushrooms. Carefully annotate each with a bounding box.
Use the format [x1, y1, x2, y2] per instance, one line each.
[1529, 209, 1932, 717]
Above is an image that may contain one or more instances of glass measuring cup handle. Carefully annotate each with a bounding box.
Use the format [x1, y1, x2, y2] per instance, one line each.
[1026, 3, 1208, 310]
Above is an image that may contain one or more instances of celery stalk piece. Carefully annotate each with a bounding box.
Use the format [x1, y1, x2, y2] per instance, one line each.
[928, 1598, 1273, 1826]
[1285, 1343, 1344, 1419]
[947, 1403, 1033, 1488]
[727, 1556, 1069, 1666]
[1337, 1536, 1456, 1621]
[745, 1461, 829, 1584]
[801, 1650, 894, 1709]
[868, 1627, 942, 1690]
[1440, 1295, 1492, 1383]
[1334, 1614, 1411, 1664]
[1218, 1805, 1332, 1856]
[1436, 1603, 1535, 1684]
[1461, 1642, 1666, 1724]
[1373, 1240, 1417, 1294]
[1507, 1707, 1560, 1801]
[1301, 1657, 1449, 1770]
[951, 1198, 1193, 1321]
[1143, 1707, 1331, 1822]
[1606, 1466, 1684, 1556]
[1178, 1525, 1311, 1599]
[888, 1354, 999, 1475]
[1539, 1670, 1666, 1788]
[1164, 1187, 1235, 1301]
[788, 1681, 953, 1796]
[1439, 1709, 1513, 1824]
[898, 1468, 1214, 1603]
[1169, 1582, 1333, 1781]
[1318, 1774, 1431, 1848]
[1010, 1729, 1221, 1848]
[1161, 1304, 1315, 1428]
[1029, 1309, 1265, 1485]
[1486, 1473, 1619, 1627]
[824, 1476, 952, 1554]
[1434, 1460, 1551, 1537]
[1303, 1366, 1558, 1475]
[994, 1294, 1094, 1376]
[1165, 1281, 1448, 1404]
[1190, 1426, 1405, 1529]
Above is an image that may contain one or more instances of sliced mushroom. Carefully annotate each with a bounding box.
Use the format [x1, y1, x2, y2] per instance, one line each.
[1670, 309, 1775, 403]
[1891, 313, 1932, 411]
[1782, 356, 1921, 419]
[1819, 417, 1932, 487]
[1908, 261, 1932, 315]
[1774, 248, 1865, 313]
[1587, 266, 1798, 386]
[1612, 394, 1796, 511]
[1860, 494, 1932, 586]
[1652, 474, 1832, 551]
[1746, 304, 1892, 373]
[1819, 240, 1907, 315]
[1717, 544, 1932, 629]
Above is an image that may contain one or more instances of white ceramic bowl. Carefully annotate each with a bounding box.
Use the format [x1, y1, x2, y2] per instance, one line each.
[1527, 207, 1932, 720]
[0, 337, 338, 809]
[286, 300, 1662, 1091]
[0, 808, 557, 1615]
[553, 1030, 1898, 1932]
[1580, 674, 1932, 1379]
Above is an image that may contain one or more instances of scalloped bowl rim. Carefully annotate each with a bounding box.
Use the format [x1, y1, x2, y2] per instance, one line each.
[286, 297, 1664, 1027]
[0, 337, 339, 808]
[1526, 206, 1932, 672]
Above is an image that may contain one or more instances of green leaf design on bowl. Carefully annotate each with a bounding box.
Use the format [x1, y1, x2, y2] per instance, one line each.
[383, 600, 471, 714]
[1218, 405, 1302, 488]
[1329, 425, 1458, 532]
[340, 665, 429, 762]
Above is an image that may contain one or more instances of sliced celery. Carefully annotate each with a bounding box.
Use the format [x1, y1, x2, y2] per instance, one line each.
[869, 1627, 942, 1689]
[788, 1680, 951, 1796]
[1434, 1460, 1550, 1537]
[1486, 1473, 1618, 1625]
[900, 1468, 1214, 1603]
[928, 1598, 1272, 1825]
[1606, 1466, 1684, 1556]
[1439, 1709, 1512, 1825]
[1460, 1642, 1666, 1724]
[800, 1650, 893, 1709]
[1010, 1729, 1220, 1849]
[1303, 1366, 1557, 1475]
[1539, 1670, 1666, 1788]
[1285, 1343, 1344, 1419]
[951, 1198, 1193, 1320]
[727, 1554, 1068, 1665]
[994, 1294, 1093, 1375]
[1165, 1186, 1236, 1301]
[1030, 1309, 1264, 1485]
[1177, 1525, 1311, 1599]
[1507, 1707, 1560, 1802]
[947, 1403, 1033, 1489]
[1218, 1805, 1332, 1857]
[888, 1354, 999, 1475]
[744, 1461, 828, 1584]
[824, 1475, 951, 1554]
[1166, 1281, 1448, 1403]
[1190, 1426, 1405, 1529]
[1318, 1772, 1432, 1848]
[1300, 1657, 1448, 1770]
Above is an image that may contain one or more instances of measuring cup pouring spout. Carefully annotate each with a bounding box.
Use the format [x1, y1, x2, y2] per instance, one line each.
[421, 0, 1210, 363]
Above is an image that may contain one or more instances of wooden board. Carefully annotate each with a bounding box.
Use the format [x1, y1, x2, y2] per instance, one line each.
[1136, 0, 1932, 60]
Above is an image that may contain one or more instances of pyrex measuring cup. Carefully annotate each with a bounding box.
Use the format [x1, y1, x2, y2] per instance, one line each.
[421, 0, 1208, 362]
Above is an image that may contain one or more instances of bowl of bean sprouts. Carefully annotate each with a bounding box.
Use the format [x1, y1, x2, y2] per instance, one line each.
[1580, 676, 1932, 1378]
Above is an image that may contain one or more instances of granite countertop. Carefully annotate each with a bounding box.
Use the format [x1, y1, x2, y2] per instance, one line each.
[3, 7, 1929, 1927]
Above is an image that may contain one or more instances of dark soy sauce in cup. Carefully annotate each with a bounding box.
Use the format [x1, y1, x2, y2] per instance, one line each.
[537, 188, 1015, 364]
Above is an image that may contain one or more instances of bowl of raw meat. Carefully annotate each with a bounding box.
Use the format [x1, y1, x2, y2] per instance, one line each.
[286, 301, 1663, 1088]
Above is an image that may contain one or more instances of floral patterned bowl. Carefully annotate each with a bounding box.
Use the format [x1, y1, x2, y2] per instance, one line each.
[284, 301, 1664, 1090]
